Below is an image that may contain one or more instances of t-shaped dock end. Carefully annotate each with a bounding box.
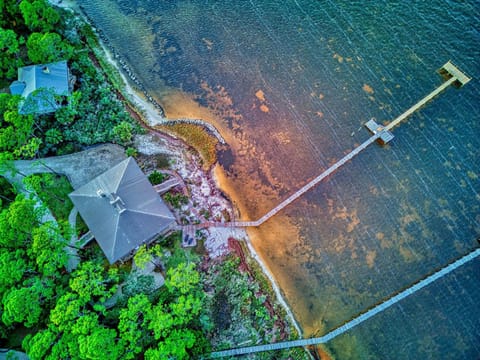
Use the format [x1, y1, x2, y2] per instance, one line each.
[439, 61, 472, 88]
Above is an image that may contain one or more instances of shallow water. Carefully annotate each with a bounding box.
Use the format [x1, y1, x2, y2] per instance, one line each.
[78, 1, 480, 358]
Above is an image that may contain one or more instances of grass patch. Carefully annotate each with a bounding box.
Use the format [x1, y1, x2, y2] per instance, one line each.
[161, 231, 200, 269]
[24, 173, 74, 222]
[156, 123, 218, 169]
[202, 255, 284, 355]
[76, 212, 89, 237]
[82, 25, 127, 94]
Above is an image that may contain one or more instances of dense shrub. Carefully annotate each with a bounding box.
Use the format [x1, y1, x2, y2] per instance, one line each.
[148, 170, 166, 185]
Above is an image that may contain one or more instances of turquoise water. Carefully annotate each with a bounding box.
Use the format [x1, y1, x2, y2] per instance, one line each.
[78, 1, 480, 358]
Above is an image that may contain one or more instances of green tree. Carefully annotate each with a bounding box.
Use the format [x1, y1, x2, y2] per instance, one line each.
[14, 137, 42, 159]
[45, 127, 63, 146]
[0, 176, 16, 209]
[78, 326, 123, 360]
[0, 27, 24, 79]
[1, 278, 48, 327]
[0, 0, 24, 28]
[133, 244, 153, 270]
[122, 274, 156, 298]
[28, 290, 125, 359]
[119, 294, 153, 359]
[166, 262, 200, 295]
[49, 292, 84, 332]
[125, 147, 137, 157]
[148, 170, 166, 185]
[0, 94, 36, 159]
[0, 194, 40, 247]
[54, 91, 80, 125]
[23, 329, 57, 360]
[27, 32, 73, 64]
[19, 0, 60, 32]
[69, 260, 119, 303]
[144, 263, 205, 358]
[69, 313, 124, 360]
[169, 294, 202, 326]
[0, 248, 26, 296]
[147, 303, 175, 340]
[112, 121, 133, 145]
[0, 210, 17, 247]
[29, 221, 68, 276]
[145, 329, 196, 360]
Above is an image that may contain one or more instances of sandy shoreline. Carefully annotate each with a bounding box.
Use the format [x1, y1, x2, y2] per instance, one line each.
[55, 0, 305, 344]
[100, 36, 305, 338]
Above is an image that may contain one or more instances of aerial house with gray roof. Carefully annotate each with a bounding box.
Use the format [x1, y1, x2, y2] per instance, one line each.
[9, 60, 72, 114]
[69, 157, 177, 264]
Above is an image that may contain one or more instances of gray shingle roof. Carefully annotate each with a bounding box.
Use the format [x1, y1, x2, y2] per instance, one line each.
[69, 157, 176, 263]
[10, 60, 70, 114]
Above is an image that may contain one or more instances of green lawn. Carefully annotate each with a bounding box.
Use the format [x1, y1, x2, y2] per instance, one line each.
[24, 173, 74, 222]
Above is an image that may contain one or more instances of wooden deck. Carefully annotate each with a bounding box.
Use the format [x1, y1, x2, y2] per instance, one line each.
[365, 119, 394, 144]
[439, 60, 471, 87]
[154, 178, 181, 194]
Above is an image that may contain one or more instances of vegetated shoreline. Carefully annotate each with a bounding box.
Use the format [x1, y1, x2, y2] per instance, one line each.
[54, 0, 307, 350]
[95, 23, 307, 342]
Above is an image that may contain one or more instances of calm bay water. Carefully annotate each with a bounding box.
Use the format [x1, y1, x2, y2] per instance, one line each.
[78, 1, 480, 358]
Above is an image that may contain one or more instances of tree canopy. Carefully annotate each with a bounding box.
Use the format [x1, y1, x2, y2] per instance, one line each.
[0, 0, 139, 159]
[19, 259, 209, 359]
[27, 32, 73, 64]
[19, 0, 60, 33]
[0, 27, 24, 78]
[0, 94, 37, 160]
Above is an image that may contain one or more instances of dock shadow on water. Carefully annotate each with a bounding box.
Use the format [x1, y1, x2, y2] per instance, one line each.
[78, 0, 480, 358]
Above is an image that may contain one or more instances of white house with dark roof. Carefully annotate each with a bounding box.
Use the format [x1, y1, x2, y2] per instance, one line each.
[69, 157, 176, 264]
[9, 60, 72, 114]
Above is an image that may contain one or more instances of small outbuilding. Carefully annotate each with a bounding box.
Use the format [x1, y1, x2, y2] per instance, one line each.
[9, 60, 72, 114]
[69, 157, 177, 264]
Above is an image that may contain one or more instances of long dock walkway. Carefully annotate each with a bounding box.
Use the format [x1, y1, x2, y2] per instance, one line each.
[384, 76, 456, 132]
[190, 61, 469, 231]
[208, 247, 480, 358]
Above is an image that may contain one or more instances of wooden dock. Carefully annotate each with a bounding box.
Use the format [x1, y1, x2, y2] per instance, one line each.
[365, 118, 394, 144]
[383, 75, 456, 132]
[185, 61, 470, 233]
[439, 60, 471, 88]
[207, 248, 480, 358]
